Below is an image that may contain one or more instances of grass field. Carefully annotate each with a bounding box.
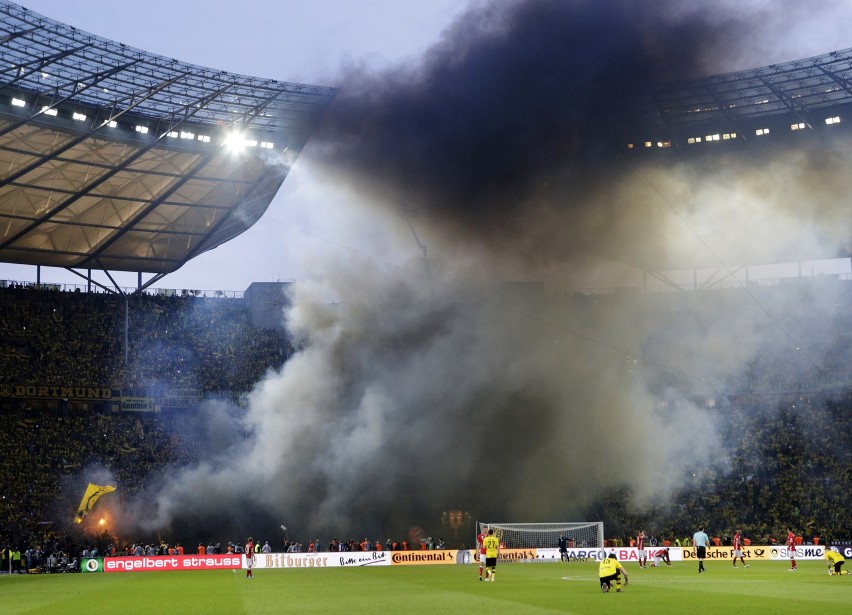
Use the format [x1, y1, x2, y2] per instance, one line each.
[2, 559, 847, 614]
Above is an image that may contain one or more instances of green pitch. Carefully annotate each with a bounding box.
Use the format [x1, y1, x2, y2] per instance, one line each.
[2, 560, 847, 614]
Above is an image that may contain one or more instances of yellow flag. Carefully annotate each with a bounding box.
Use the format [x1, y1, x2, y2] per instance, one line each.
[74, 483, 116, 524]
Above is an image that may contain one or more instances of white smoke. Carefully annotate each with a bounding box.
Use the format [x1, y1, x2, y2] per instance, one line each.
[130, 0, 852, 540]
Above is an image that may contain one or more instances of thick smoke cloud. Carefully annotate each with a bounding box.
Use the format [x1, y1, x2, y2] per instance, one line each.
[129, 0, 852, 543]
[315, 0, 755, 258]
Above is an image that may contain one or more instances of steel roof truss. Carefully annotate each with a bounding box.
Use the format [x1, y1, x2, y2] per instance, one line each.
[0, 82, 234, 251]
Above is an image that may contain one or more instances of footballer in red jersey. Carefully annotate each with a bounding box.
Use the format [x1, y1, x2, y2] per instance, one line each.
[636, 531, 647, 568]
[786, 529, 797, 571]
[245, 538, 255, 578]
[732, 531, 749, 567]
[477, 526, 488, 581]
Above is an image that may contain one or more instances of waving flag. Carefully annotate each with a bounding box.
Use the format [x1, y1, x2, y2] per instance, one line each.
[74, 483, 116, 524]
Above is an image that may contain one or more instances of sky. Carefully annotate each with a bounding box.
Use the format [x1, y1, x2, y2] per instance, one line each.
[13, 0, 852, 541]
[5, 0, 852, 293]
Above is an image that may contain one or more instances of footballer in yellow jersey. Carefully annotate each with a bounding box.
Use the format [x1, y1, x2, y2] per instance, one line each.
[483, 529, 500, 582]
[826, 547, 847, 575]
[599, 553, 629, 593]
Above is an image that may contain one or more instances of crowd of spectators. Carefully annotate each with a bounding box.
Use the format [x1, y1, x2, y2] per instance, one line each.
[0, 285, 285, 394]
[588, 278, 852, 546]
[1, 280, 850, 567]
[4, 389, 845, 567]
[0, 405, 200, 549]
[598, 391, 851, 547]
[0, 285, 288, 557]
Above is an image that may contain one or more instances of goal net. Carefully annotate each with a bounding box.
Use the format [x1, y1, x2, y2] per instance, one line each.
[477, 521, 604, 555]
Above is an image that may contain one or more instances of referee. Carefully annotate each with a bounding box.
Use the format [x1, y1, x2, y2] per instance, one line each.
[693, 525, 710, 574]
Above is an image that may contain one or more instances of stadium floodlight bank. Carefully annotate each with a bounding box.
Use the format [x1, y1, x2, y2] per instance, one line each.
[477, 521, 604, 552]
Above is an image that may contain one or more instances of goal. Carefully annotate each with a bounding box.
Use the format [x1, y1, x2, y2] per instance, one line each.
[477, 521, 604, 552]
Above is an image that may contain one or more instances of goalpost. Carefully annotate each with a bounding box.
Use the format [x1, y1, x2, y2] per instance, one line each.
[477, 521, 604, 559]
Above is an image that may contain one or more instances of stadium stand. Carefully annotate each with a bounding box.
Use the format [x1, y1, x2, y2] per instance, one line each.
[586, 280, 852, 547]
[0, 284, 287, 551]
[0, 284, 285, 395]
[1, 277, 849, 563]
[0, 1, 849, 567]
[597, 392, 851, 547]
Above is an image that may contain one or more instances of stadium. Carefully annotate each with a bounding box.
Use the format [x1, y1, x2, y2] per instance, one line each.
[1, 1, 850, 613]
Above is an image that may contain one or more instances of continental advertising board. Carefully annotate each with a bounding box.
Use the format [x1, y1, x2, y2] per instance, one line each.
[389, 549, 464, 565]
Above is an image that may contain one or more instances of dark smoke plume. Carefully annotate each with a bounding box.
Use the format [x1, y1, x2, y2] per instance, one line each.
[127, 0, 852, 544]
[315, 0, 755, 254]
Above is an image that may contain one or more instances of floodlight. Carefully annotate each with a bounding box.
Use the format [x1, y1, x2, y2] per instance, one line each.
[224, 130, 247, 152]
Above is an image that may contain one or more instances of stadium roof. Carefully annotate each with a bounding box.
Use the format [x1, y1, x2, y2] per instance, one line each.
[647, 48, 852, 126]
[623, 47, 852, 148]
[0, 1, 336, 281]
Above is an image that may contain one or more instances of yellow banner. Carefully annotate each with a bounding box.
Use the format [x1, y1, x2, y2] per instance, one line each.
[74, 483, 116, 524]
